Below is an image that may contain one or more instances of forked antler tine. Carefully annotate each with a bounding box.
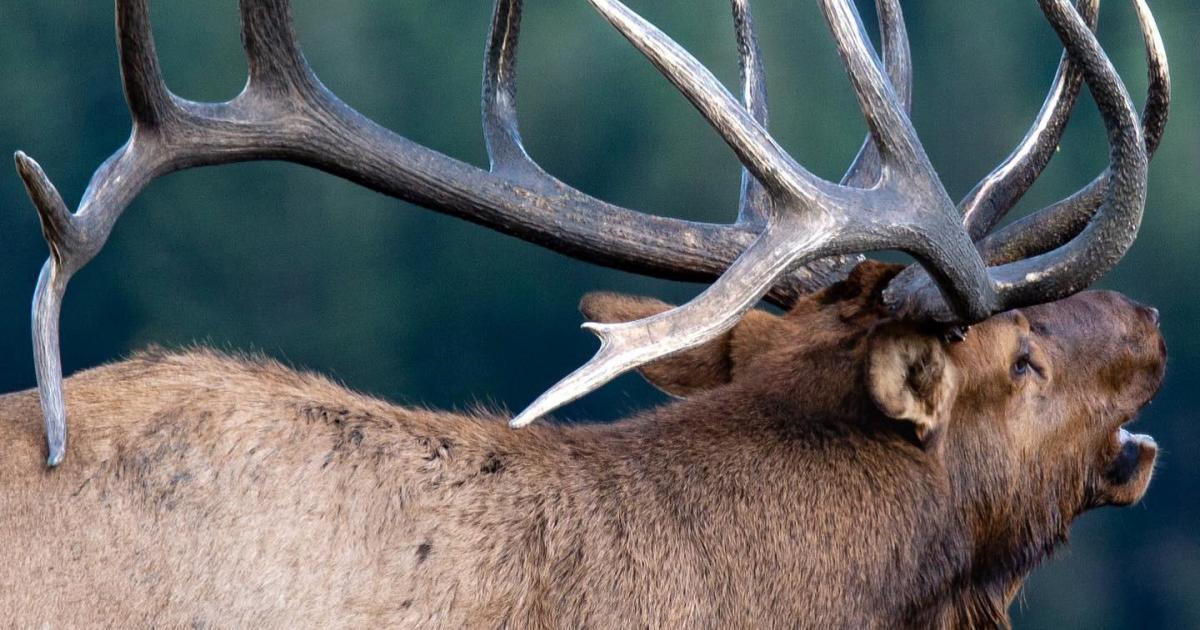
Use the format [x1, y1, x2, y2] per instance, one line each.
[959, 0, 1099, 240]
[17, 150, 160, 468]
[886, 0, 1148, 320]
[587, 0, 827, 205]
[14, 0, 179, 466]
[14, 153, 72, 467]
[483, 0, 542, 178]
[842, 0, 912, 188]
[976, 0, 1168, 265]
[731, 0, 772, 226]
[511, 215, 837, 427]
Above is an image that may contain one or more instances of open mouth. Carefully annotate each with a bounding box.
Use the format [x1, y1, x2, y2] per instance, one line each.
[1106, 418, 1157, 487]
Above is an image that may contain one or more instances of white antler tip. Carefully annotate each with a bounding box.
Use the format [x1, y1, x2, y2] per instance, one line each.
[509, 407, 542, 429]
[580, 321, 614, 337]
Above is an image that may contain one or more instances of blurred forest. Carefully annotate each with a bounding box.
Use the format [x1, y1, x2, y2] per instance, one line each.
[1, 1, 1197, 626]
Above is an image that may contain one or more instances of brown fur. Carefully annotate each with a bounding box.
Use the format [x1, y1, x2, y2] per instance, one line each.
[0, 262, 1165, 628]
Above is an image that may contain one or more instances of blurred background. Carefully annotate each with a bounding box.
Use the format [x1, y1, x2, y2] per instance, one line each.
[1, 0, 1195, 625]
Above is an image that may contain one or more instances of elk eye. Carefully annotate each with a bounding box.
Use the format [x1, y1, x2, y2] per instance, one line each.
[1012, 354, 1033, 378]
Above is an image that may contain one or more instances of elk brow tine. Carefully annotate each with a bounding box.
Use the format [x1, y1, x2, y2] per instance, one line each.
[511, 213, 840, 428]
[732, 0, 772, 226]
[842, 0, 912, 189]
[959, 0, 1099, 240]
[587, 0, 832, 206]
[976, 0, 1168, 265]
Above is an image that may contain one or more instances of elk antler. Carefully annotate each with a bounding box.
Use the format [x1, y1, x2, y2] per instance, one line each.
[510, 0, 1167, 426]
[973, 0, 1169, 266]
[15, 0, 1168, 463]
[885, 0, 1169, 315]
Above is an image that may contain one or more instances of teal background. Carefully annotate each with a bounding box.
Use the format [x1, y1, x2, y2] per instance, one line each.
[1, 1, 1196, 626]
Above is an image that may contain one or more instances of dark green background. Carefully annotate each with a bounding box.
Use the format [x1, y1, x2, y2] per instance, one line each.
[2, 1, 1196, 626]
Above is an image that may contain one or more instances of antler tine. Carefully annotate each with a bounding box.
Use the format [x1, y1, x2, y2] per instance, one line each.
[842, 0, 912, 188]
[887, 0, 1149, 320]
[587, 0, 830, 205]
[13, 153, 72, 467]
[483, 0, 542, 178]
[960, 0, 1099, 240]
[731, 0, 772, 226]
[817, 0, 926, 177]
[873, 0, 913, 117]
[1134, 0, 1170, 157]
[821, 0, 913, 291]
[976, 0, 1168, 265]
[117, 0, 176, 127]
[512, 219, 838, 428]
[240, 0, 315, 95]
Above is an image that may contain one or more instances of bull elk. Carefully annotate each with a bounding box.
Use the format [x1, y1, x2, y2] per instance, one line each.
[4, 0, 1169, 627]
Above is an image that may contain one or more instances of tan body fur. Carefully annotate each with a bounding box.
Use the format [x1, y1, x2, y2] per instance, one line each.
[0, 264, 1165, 628]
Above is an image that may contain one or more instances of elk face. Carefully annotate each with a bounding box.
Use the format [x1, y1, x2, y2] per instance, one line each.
[946, 289, 1165, 514]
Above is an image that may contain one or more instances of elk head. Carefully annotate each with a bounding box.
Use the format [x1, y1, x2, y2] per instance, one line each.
[585, 258, 1166, 604]
[14, 0, 1168, 464]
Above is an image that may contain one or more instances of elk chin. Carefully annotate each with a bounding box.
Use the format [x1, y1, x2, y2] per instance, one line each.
[1099, 428, 1158, 506]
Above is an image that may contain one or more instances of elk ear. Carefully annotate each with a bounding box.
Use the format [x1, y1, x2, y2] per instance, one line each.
[866, 325, 958, 447]
[580, 292, 781, 397]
